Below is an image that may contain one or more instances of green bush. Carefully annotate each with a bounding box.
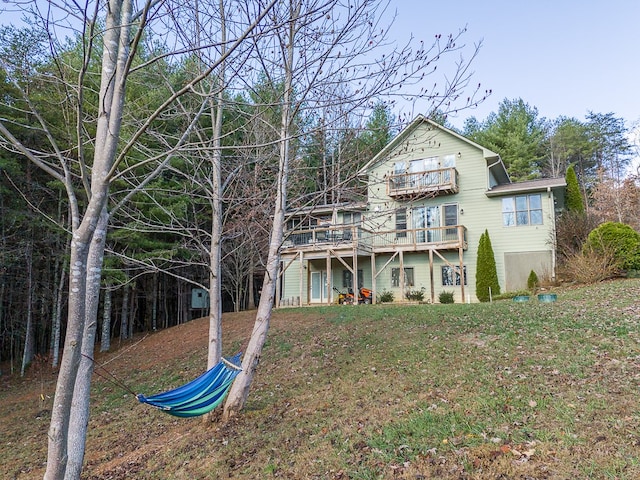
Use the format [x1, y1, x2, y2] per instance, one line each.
[584, 222, 640, 271]
[405, 287, 425, 301]
[438, 291, 455, 304]
[378, 290, 394, 303]
[475, 230, 501, 302]
[527, 270, 539, 292]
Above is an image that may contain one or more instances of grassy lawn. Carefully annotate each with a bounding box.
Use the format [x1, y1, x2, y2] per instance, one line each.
[1, 279, 639, 479]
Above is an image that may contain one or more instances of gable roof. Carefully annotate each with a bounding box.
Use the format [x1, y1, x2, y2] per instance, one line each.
[358, 114, 508, 179]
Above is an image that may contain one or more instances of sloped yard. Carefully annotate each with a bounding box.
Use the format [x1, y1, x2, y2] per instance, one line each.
[1, 279, 639, 479]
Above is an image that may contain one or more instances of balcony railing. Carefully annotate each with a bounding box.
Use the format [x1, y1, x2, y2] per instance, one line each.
[364, 225, 466, 251]
[387, 167, 458, 198]
[282, 225, 466, 252]
[283, 225, 360, 248]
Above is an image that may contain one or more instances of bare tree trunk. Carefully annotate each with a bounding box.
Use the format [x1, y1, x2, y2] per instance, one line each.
[45, 0, 132, 473]
[65, 206, 108, 479]
[52, 240, 69, 368]
[151, 272, 158, 331]
[128, 282, 136, 339]
[100, 287, 112, 352]
[20, 242, 34, 377]
[120, 283, 130, 340]
[45, 220, 96, 479]
[207, 0, 227, 370]
[248, 261, 255, 309]
[223, 1, 296, 419]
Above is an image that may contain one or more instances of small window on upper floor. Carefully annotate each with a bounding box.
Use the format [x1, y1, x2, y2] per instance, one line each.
[395, 208, 407, 238]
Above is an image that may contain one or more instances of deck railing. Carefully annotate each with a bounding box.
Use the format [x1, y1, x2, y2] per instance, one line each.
[387, 167, 458, 197]
[282, 224, 466, 252]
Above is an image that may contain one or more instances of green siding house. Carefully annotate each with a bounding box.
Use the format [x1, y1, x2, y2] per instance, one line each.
[278, 115, 565, 305]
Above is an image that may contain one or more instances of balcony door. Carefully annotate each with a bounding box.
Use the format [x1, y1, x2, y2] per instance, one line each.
[442, 154, 455, 183]
[413, 206, 440, 243]
[409, 157, 438, 186]
[310, 270, 328, 303]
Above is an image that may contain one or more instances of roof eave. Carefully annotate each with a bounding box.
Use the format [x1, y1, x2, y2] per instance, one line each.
[485, 179, 567, 197]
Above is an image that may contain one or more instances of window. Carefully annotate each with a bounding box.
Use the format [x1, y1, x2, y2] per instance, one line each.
[343, 269, 364, 289]
[442, 154, 456, 183]
[391, 267, 414, 287]
[343, 212, 361, 225]
[443, 204, 458, 237]
[502, 194, 543, 227]
[395, 208, 407, 238]
[393, 161, 407, 189]
[441, 265, 467, 286]
[342, 212, 361, 240]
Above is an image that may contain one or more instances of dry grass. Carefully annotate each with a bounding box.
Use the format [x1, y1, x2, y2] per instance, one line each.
[560, 245, 621, 284]
[2, 279, 640, 479]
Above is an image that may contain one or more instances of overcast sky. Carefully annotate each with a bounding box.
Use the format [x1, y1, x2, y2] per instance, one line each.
[385, 0, 640, 132]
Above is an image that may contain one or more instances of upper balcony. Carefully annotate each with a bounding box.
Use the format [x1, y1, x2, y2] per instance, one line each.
[387, 167, 459, 199]
[281, 224, 466, 256]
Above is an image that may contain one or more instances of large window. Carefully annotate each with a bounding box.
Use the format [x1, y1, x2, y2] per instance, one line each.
[441, 265, 467, 286]
[502, 194, 543, 227]
[391, 267, 414, 287]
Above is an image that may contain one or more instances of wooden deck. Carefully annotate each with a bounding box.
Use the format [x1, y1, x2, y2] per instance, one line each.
[281, 225, 466, 258]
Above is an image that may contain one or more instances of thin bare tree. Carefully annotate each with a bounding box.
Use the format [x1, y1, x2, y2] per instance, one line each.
[0, 0, 276, 477]
[223, 0, 485, 418]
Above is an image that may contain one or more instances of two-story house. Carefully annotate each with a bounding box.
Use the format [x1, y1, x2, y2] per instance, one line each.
[277, 115, 566, 305]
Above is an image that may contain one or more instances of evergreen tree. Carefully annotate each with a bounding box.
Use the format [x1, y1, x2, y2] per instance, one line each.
[527, 269, 539, 292]
[463, 98, 548, 181]
[475, 230, 500, 302]
[565, 164, 585, 213]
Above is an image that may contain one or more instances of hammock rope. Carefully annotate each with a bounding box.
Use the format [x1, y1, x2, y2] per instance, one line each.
[82, 353, 138, 397]
[136, 352, 243, 418]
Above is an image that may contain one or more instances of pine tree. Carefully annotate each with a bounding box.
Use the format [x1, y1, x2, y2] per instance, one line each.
[565, 164, 585, 213]
[527, 269, 539, 293]
[476, 230, 501, 302]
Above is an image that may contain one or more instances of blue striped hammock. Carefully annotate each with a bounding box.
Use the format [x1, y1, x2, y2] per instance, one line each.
[136, 353, 242, 417]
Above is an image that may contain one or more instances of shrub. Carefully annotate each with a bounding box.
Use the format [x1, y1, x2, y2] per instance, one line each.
[493, 290, 531, 301]
[527, 270, 539, 292]
[378, 290, 394, 303]
[405, 287, 425, 301]
[584, 222, 640, 271]
[554, 211, 600, 266]
[475, 230, 500, 302]
[438, 291, 455, 304]
[562, 245, 619, 283]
